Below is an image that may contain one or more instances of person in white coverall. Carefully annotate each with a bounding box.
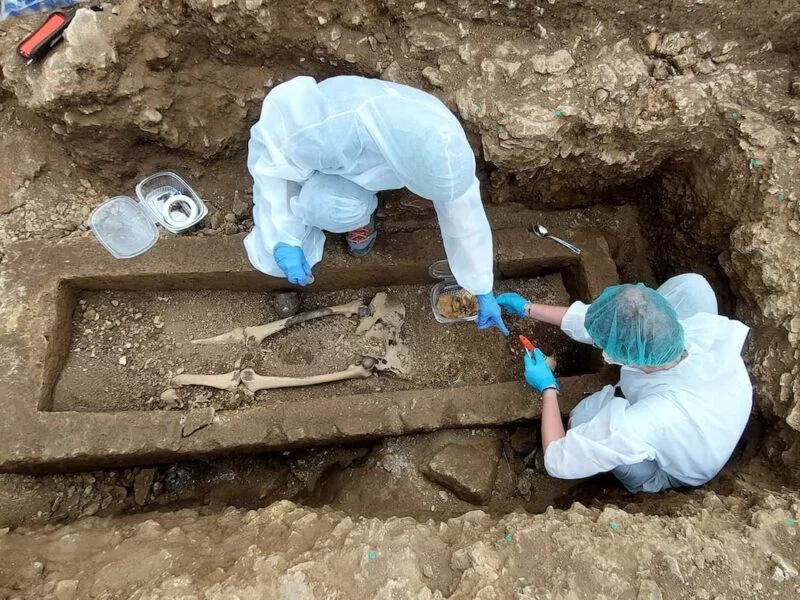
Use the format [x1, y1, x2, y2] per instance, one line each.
[244, 75, 508, 335]
[497, 274, 752, 492]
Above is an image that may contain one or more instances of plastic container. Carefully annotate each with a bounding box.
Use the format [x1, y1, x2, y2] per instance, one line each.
[135, 171, 207, 233]
[429, 259, 478, 323]
[88, 171, 207, 259]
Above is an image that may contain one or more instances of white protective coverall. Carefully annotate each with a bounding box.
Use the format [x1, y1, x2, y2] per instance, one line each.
[545, 274, 752, 492]
[243, 75, 494, 295]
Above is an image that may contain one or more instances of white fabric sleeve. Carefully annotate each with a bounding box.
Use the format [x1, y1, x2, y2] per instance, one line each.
[568, 385, 617, 429]
[432, 178, 494, 296]
[560, 301, 595, 344]
[543, 390, 656, 479]
[247, 98, 314, 248]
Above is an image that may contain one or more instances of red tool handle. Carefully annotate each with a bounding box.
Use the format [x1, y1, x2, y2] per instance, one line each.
[17, 11, 72, 61]
[519, 335, 535, 354]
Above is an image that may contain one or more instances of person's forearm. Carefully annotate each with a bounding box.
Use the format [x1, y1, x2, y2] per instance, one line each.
[524, 304, 569, 327]
[541, 388, 566, 451]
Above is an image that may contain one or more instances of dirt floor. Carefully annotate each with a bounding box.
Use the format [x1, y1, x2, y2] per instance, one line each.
[52, 274, 582, 412]
[2, 0, 800, 596]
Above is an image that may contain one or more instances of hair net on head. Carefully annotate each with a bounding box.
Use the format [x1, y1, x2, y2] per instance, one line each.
[360, 96, 475, 203]
[291, 172, 377, 233]
[585, 283, 685, 366]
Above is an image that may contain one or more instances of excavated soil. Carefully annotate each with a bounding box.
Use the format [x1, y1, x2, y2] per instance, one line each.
[2, 0, 800, 596]
[52, 274, 583, 412]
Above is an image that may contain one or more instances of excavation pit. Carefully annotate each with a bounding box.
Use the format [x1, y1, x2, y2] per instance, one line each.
[54, 276, 590, 413]
[0, 226, 618, 472]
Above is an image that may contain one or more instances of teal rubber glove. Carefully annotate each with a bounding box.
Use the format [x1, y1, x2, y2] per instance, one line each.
[496, 292, 530, 317]
[476, 293, 510, 336]
[273, 242, 312, 286]
[523, 348, 559, 392]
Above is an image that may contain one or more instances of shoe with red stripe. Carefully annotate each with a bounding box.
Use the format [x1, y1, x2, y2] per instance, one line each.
[345, 215, 377, 257]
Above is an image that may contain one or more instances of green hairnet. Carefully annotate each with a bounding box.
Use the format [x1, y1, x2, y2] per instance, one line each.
[585, 283, 685, 366]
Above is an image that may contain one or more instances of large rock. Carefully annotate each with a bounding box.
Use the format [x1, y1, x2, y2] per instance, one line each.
[421, 439, 501, 504]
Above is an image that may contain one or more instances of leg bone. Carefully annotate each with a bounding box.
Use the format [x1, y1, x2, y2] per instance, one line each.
[191, 300, 368, 345]
[240, 363, 372, 393]
[172, 370, 241, 391]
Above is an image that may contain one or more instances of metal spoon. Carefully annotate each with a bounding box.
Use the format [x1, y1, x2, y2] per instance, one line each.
[531, 224, 582, 254]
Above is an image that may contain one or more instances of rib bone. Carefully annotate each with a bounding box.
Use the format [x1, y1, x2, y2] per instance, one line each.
[191, 300, 369, 345]
[240, 363, 372, 393]
[172, 370, 241, 391]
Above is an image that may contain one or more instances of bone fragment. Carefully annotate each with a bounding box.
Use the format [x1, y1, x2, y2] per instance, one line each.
[172, 370, 241, 391]
[240, 363, 372, 393]
[191, 300, 369, 345]
[356, 292, 406, 335]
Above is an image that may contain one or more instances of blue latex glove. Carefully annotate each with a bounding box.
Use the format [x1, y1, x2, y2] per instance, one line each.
[496, 292, 531, 317]
[273, 242, 312, 286]
[523, 348, 559, 392]
[476, 293, 510, 335]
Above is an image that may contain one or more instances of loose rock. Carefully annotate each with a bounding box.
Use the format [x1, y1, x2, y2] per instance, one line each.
[421, 439, 501, 504]
[182, 407, 215, 437]
[133, 469, 157, 506]
[531, 49, 575, 75]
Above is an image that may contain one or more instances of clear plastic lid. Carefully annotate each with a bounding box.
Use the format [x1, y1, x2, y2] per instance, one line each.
[88, 196, 159, 259]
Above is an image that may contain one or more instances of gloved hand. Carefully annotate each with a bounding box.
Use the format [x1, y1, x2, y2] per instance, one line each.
[476, 293, 510, 336]
[496, 292, 530, 317]
[523, 348, 559, 392]
[273, 242, 312, 286]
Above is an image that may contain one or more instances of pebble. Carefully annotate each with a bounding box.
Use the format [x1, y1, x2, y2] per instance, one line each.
[154, 316, 164, 329]
[224, 212, 237, 224]
[210, 211, 226, 229]
[83, 309, 97, 321]
[118, 356, 127, 366]
[643, 32, 659, 53]
[133, 469, 157, 506]
[593, 88, 609, 105]
[161, 389, 179, 405]
[232, 191, 249, 217]
[134, 312, 143, 320]
[422, 66, 444, 87]
[82, 501, 100, 517]
[111, 300, 119, 307]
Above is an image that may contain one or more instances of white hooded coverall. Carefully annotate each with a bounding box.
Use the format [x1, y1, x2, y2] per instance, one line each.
[545, 274, 753, 492]
[244, 75, 494, 295]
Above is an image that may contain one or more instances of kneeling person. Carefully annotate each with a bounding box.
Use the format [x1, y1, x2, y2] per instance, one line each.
[244, 75, 508, 335]
[499, 274, 752, 493]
